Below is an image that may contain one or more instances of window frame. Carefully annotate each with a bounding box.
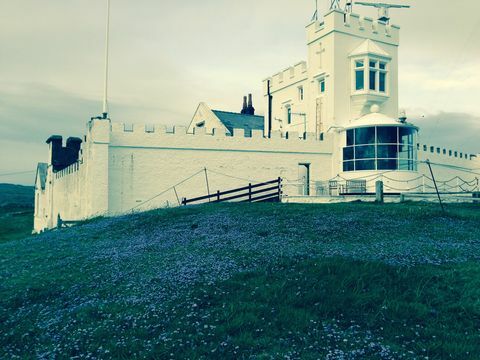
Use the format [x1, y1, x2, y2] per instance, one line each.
[352, 56, 389, 96]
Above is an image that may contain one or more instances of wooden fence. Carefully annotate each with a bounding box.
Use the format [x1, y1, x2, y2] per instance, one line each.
[182, 178, 282, 206]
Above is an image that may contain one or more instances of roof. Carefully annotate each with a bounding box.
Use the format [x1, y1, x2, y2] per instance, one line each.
[349, 39, 391, 58]
[212, 110, 264, 134]
[346, 112, 418, 129]
[36, 163, 48, 190]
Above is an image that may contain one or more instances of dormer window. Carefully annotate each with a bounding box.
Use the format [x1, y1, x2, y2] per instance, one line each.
[349, 39, 391, 96]
[354, 57, 389, 94]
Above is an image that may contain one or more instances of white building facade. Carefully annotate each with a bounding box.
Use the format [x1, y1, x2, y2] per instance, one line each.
[34, 7, 479, 233]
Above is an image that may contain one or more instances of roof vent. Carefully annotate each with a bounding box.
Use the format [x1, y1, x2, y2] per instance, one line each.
[398, 109, 407, 123]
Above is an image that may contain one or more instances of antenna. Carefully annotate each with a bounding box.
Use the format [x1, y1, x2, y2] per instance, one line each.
[311, 0, 319, 21]
[102, 0, 111, 119]
[330, 0, 341, 10]
[354, 1, 410, 23]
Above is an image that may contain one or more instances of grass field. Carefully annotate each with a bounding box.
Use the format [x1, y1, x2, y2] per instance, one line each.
[0, 202, 479, 359]
[0, 184, 34, 243]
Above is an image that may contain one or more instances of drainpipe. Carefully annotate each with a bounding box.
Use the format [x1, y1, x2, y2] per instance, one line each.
[267, 80, 273, 138]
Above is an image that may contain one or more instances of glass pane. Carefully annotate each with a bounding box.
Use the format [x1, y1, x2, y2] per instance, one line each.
[355, 160, 375, 171]
[343, 161, 355, 172]
[369, 61, 377, 68]
[399, 160, 414, 171]
[320, 81, 325, 92]
[355, 60, 364, 68]
[377, 145, 398, 159]
[377, 159, 397, 170]
[377, 126, 398, 144]
[369, 70, 376, 90]
[346, 129, 354, 146]
[355, 70, 364, 90]
[399, 145, 413, 160]
[399, 127, 414, 145]
[379, 62, 386, 70]
[379, 72, 386, 92]
[355, 127, 375, 145]
[343, 147, 354, 161]
[355, 145, 375, 159]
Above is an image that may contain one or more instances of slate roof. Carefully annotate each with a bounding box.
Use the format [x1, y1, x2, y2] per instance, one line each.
[36, 163, 48, 190]
[212, 110, 264, 135]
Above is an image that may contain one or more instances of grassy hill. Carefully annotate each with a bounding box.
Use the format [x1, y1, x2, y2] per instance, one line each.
[0, 183, 34, 242]
[1, 202, 479, 359]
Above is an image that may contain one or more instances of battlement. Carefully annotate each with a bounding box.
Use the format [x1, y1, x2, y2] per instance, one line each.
[417, 143, 479, 163]
[306, 9, 399, 46]
[263, 61, 308, 92]
[109, 122, 325, 143]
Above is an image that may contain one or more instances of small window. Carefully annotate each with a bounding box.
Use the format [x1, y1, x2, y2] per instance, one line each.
[430, 146, 434, 153]
[443, 149, 446, 155]
[346, 129, 355, 146]
[436, 147, 441, 154]
[319, 79, 326, 93]
[369, 70, 376, 90]
[287, 107, 292, 124]
[379, 72, 386, 92]
[460, 153, 463, 158]
[356, 70, 364, 90]
[449, 150, 452, 156]
[298, 86, 304, 101]
[454, 151, 458, 157]
[369, 61, 377, 68]
[124, 123, 134, 132]
[423, 145, 427, 151]
[355, 60, 364, 68]
[379, 62, 386, 70]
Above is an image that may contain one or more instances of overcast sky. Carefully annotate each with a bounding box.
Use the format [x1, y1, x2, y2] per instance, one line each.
[1, 0, 479, 185]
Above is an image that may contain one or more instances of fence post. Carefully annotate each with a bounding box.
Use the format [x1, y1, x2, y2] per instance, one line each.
[375, 180, 384, 203]
[278, 177, 282, 201]
[181, 197, 186, 206]
[217, 190, 220, 202]
[426, 159, 445, 213]
[248, 183, 252, 202]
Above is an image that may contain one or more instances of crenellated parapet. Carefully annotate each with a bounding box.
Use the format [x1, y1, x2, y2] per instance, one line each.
[108, 122, 332, 154]
[417, 143, 478, 162]
[306, 9, 400, 46]
[263, 61, 308, 93]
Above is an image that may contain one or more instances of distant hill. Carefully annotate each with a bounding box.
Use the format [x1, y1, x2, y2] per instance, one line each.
[0, 183, 34, 208]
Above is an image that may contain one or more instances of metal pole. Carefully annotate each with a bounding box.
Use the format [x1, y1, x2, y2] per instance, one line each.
[426, 160, 445, 213]
[204, 168, 211, 202]
[102, 0, 111, 118]
[173, 186, 180, 206]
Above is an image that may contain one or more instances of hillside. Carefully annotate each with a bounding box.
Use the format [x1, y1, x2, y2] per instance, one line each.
[0, 183, 34, 207]
[1, 202, 480, 359]
[0, 183, 34, 242]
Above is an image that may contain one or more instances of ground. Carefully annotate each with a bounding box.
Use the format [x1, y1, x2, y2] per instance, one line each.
[0, 201, 479, 359]
[0, 184, 34, 243]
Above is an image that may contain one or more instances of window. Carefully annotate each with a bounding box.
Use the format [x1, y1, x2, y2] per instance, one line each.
[355, 60, 365, 90]
[443, 149, 446, 155]
[298, 86, 304, 101]
[449, 150, 452, 156]
[454, 151, 458, 157]
[286, 106, 292, 124]
[354, 58, 388, 94]
[436, 147, 440, 154]
[423, 145, 427, 151]
[319, 79, 326, 93]
[430, 146, 434, 153]
[342, 126, 417, 172]
[369, 60, 377, 91]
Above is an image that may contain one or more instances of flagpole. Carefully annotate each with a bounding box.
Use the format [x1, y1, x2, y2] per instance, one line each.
[102, 0, 110, 119]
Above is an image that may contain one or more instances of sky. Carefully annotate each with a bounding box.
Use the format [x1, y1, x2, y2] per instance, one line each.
[1, 0, 479, 185]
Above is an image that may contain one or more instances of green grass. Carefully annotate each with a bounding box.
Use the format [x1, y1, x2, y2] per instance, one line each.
[0, 202, 479, 359]
[0, 205, 33, 243]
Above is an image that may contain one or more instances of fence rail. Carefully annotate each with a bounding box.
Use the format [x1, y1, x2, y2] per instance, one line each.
[182, 178, 282, 206]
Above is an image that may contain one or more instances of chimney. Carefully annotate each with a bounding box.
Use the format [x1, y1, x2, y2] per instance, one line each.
[66, 137, 83, 162]
[241, 96, 248, 114]
[46, 135, 63, 171]
[247, 93, 255, 115]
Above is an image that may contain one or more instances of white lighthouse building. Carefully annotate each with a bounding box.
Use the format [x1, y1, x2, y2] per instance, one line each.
[263, 8, 418, 180]
[33, 4, 479, 233]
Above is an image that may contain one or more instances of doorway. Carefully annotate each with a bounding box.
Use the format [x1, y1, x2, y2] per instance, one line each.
[298, 163, 310, 196]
